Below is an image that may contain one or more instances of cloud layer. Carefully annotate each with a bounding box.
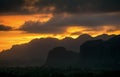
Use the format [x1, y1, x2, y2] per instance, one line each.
[0, 0, 120, 14]
[19, 13, 120, 34]
[0, 0, 24, 14]
[1, 0, 120, 37]
[37, 0, 120, 14]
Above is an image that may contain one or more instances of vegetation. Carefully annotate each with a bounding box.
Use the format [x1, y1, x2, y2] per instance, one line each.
[0, 67, 120, 77]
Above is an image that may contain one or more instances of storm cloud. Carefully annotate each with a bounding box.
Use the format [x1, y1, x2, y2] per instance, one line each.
[37, 0, 120, 14]
[19, 21, 67, 34]
[0, 0, 24, 14]
[19, 13, 120, 34]
[0, 0, 120, 15]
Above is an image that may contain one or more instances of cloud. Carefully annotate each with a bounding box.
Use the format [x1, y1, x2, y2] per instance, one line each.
[37, 0, 120, 14]
[0, 0, 120, 15]
[19, 21, 67, 34]
[0, 24, 12, 31]
[0, 0, 24, 14]
[22, 0, 39, 13]
[48, 13, 120, 27]
[19, 13, 120, 34]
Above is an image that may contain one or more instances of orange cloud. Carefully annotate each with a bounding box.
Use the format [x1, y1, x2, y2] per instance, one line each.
[0, 13, 120, 52]
[0, 14, 53, 28]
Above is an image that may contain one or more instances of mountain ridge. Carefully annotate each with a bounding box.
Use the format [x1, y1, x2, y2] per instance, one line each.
[0, 34, 117, 67]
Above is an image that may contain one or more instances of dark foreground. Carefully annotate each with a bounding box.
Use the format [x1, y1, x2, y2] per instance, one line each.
[0, 67, 120, 77]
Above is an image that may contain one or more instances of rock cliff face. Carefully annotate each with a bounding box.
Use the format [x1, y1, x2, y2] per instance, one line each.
[79, 35, 120, 69]
[45, 47, 79, 68]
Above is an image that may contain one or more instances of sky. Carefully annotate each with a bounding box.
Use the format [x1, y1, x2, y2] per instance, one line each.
[0, 0, 120, 51]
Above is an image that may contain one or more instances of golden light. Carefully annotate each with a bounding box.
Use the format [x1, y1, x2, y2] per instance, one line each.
[66, 26, 87, 38]
[0, 13, 120, 52]
[0, 14, 53, 28]
[0, 25, 120, 52]
[0, 31, 55, 51]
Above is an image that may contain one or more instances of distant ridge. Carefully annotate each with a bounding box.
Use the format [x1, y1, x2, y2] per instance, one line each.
[0, 34, 117, 67]
[45, 47, 78, 68]
[80, 35, 120, 69]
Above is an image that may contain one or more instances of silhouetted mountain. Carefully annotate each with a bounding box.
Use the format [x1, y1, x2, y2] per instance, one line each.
[77, 34, 92, 41]
[61, 34, 93, 52]
[79, 35, 120, 69]
[94, 34, 115, 40]
[0, 34, 116, 67]
[0, 34, 92, 67]
[45, 47, 79, 68]
[0, 38, 60, 67]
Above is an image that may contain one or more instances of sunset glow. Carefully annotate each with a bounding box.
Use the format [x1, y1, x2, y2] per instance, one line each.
[0, 24, 120, 51]
[0, 14, 53, 28]
[0, 0, 120, 52]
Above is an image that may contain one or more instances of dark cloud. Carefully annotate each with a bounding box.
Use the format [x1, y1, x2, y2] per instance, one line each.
[0, 0, 120, 15]
[37, 0, 98, 14]
[19, 21, 66, 34]
[19, 13, 120, 34]
[0, 24, 12, 31]
[36, 0, 120, 14]
[0, 0, 24, 15]
[47, 13, 120, 27]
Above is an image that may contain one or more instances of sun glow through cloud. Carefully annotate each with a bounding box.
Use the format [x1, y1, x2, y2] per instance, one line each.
[0, 25, 120, 52]
[0, 14, 53, 28]
[0, 12, 120, 52]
